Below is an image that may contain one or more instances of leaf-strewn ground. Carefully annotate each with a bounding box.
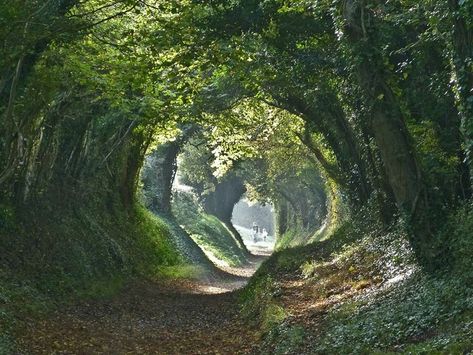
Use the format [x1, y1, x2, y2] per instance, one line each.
[16, 256, 267, 355]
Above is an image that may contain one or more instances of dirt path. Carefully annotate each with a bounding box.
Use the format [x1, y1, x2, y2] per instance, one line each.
[17, 254, 268, 355]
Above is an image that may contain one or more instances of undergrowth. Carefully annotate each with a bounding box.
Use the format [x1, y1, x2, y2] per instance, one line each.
[241, 202, 473, 354]
[0, 198, 192, 352]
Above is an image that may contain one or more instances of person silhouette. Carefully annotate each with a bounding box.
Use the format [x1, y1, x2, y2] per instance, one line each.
[262, 228, 268, 242]
[252, 222, 258, 242]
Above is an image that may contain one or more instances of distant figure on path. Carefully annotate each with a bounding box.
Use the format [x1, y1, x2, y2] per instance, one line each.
[252, 222, 259, 243]
[262, 228, 268, 242]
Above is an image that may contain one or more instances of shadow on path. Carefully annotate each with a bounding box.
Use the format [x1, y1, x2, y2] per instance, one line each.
[17, 246, 270, 354]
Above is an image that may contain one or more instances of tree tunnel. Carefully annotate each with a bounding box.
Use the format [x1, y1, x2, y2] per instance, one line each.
[139, 122, 331, 269]
[2, 2, 473, 353]
[1, 0, 472, 299]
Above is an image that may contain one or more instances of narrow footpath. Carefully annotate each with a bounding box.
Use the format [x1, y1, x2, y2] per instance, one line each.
[17, 249, 269, 354]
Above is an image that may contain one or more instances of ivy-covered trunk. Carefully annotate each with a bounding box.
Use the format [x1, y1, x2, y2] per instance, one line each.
[275, 199, 289, 237]
[341, 0, 423, 215]
[449, 0, 473, 190]
[0, 1, 79, 189]
[141, 125, 198, 215]
[340, 0, 442, 266]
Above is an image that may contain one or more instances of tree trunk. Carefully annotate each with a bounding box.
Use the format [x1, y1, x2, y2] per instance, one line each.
[142, 141, 180, 215]
[369, 88, 422, 215]
[275, 200, 289, 236]
[340, 0, 444, 267]
[448, 0, 473, 189]
[203, 173, 250, 255]
[341, 0, 423, 217]
[283, 94, 372, 206]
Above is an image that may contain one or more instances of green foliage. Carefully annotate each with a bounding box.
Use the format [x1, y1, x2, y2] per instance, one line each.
[1, 200, 186, 295]
[261, 303, 288, 334]
[0, 198, 191, 352]
[0, 275, 49, 354]
[240, 275, 282, 328]
[0, 0, 473, 352]
[242, 204, 473, 354]
[172, 191, 247, 266]
[444, 202, 473, 273]
[318, 273, 473, 353]
[263, 325, 306, 355]
[0, 203, 15, 231]
[276, 227, 305, 250]
[155, 264, 206, 280]
[178, 135, 217, 196]
[132, 206, 184, 273]
[409, 121, 461, 206]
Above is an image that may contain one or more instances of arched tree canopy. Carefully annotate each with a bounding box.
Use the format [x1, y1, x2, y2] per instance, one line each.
[0, 0, 472, 270]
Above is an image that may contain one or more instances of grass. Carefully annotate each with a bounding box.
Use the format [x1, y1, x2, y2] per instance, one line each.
[0, 196, 195, 352]
[172, 191, 248, 266]
[132, 206, 185, 275]
[155, 264, 207, 279]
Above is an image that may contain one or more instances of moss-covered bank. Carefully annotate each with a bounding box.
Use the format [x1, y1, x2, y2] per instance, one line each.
[240, 203, 473, 354]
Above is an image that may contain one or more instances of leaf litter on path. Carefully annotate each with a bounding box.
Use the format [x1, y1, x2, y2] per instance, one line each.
[16, 255, 268, 354]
